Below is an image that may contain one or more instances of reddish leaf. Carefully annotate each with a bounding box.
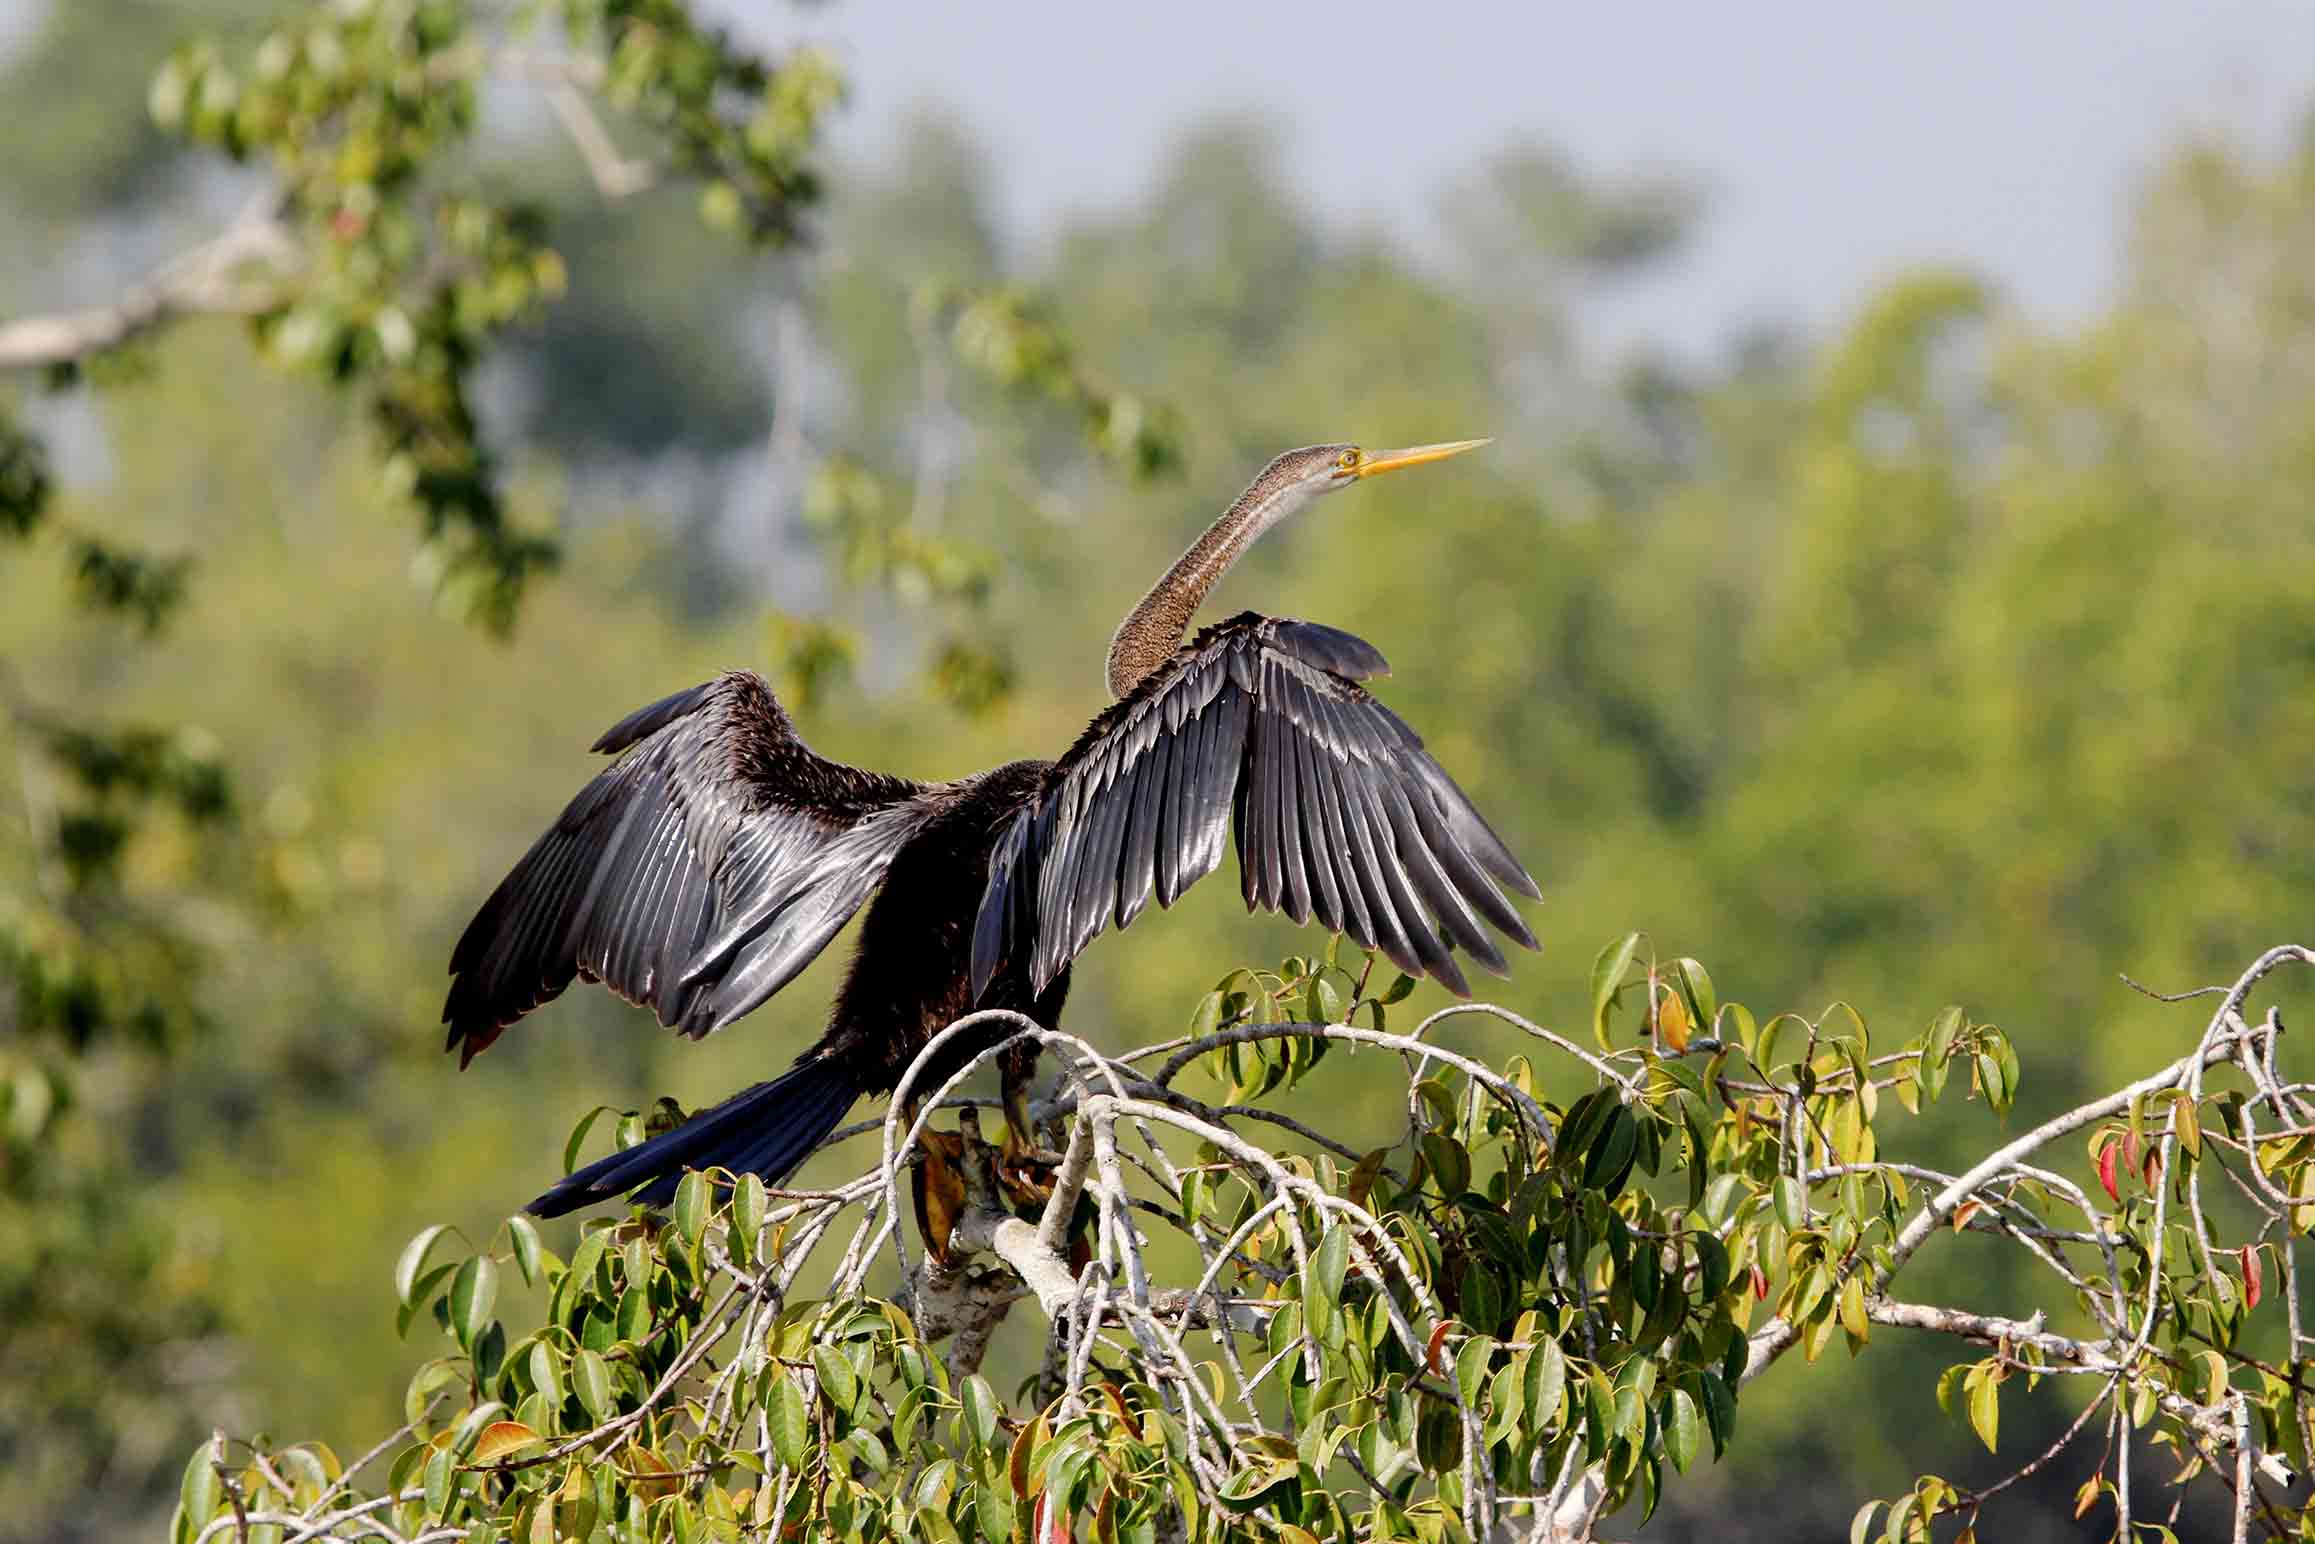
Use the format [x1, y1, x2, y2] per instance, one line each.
[1951, 1199, 1982, 1233]
[1426, 1321, 1455, 1376]
[1035, 1496, 1071, 1544]
[1750, 1265, 1769, 1301]
[2243, 1245, 2264, 1311]
[2097, 1140, 2120, 1203]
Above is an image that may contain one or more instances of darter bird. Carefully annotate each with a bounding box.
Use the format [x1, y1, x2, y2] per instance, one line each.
[443, 438, 1539, 1239]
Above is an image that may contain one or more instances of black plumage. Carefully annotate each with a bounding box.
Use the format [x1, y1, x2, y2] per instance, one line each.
[444, 440, 1540, 1218]
[973, 612, 1537, 1002]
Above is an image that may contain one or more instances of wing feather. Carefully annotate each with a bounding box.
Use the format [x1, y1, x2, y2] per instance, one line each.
[445, 672, 931, 1063]
[971, 612, 1541, 999]
[1117, 726, 1167, 928]
[1290, 726, 1343, 935]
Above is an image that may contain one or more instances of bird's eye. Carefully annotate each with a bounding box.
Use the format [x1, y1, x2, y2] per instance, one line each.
[1336, 449, 1360, 470]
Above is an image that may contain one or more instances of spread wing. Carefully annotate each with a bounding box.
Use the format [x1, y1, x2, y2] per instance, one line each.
[444, 673, 933, 1064]
[972, 613, 1541, 999]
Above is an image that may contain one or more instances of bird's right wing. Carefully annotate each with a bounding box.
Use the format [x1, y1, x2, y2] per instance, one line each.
[444, 673, 934, 1064]
[973, 613, 1540, 1000]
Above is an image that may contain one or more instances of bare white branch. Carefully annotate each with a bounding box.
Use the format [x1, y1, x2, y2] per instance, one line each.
[0, 206, 296, 371]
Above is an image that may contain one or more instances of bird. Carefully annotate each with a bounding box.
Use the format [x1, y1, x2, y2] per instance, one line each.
[442, 438, 1540, 1235]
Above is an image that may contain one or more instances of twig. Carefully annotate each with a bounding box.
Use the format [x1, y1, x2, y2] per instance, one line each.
[543, 80, 656, 199]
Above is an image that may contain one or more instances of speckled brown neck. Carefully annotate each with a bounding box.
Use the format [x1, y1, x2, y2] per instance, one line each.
[1106, 465, 1313, 699]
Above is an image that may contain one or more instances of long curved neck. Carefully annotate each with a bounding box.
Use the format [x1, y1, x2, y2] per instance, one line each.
[1106, 476, 1315, 698]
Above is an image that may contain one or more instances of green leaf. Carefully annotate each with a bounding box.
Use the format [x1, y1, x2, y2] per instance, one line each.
[1305, 972, 1346, 1025]
[673, 1171, 709, 1247]
[961, 1373, 1000, 1450]
[396, 1262, 457, 1340]
[449, 1254, 498, 1351]
[1311, 1223, 1350, 1311]
[616, 1280, 651, 1345]
[1581, 1105, 1639, 1195]
[1699, 1369, 1737, 1457]
[916, 1456, 958, 1512]
[562, 1106, 614, 1176]
[177, 1440, 221, 1532]
[1772, 1175, 1806, 1232]
[1968, 1371, 1999, 1452]
[1525, 1339, 1566, 1432]
[1700, 1173, 1747, 1229]
[473, 1320, 507, 1390]
[566, 1228, 610, 1293]
[1422, 1133, 1471, 1198]
[1379, 972, 1418, 1005]
[813, 1343, 859, 1420]
[1214, 1453, 1299, 1515]
[1693, 1231, 1730, 1300]
[1920, 1007, 1962, 1101]
[768, 1375, 809, 1472]
[506, 1215, 545, 1287]
[1663, 1388, 1702, 1471]
[422, 1442, 454, 1517]
[572, 1347, 612, 1424]
[733, 1174, 768, 1258]
[395, 1224, 455, 1307]
[1589, 933, 1644, 1046]
[1850, 1500, 1884, 1544]
[1673, 958, 1717, 1030]
[1756, 1014, 1800, 1075]
[527, 1340, 563, 1410]
[404, 1356, 466, 1427]
[1455, 1335, 1495, 1406]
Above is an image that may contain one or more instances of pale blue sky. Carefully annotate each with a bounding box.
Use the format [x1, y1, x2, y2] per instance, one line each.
[750, 1, 2315, 358]
[9, 2, 2313, 359]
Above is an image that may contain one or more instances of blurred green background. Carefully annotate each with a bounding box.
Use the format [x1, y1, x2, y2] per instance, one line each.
[4, 2, 2314, 1539]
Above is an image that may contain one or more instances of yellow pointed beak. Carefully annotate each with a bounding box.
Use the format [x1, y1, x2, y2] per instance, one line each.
[1352, 437, 1492, 479]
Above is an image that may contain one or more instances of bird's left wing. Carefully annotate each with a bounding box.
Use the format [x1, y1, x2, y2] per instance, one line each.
[444, 673, 934, 1064]
[972, 612, 1541, 999]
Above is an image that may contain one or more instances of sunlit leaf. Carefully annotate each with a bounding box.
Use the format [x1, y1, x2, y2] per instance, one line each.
[1589, 933, 1644, 1046]
[572, 1348, 612, 1425]
[1967, 1372, 1999, 1452]
[768, 1375, 808, 1473]
[450, 1254, 498, 1351]
[470, 1421, 542, 1465]
[395, 1224, 455, 1308]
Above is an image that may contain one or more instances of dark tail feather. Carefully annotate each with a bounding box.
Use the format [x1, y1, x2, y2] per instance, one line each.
[528, 1056, 861, 1218]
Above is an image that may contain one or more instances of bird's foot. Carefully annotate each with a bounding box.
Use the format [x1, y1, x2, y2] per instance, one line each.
[995, 1127, 1065, 1212]
[913, 1107, 1085, 1267]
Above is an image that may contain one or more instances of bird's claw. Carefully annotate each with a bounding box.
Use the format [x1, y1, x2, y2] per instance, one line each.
[913, 1108, 1059, 1266]
[995, 1126, 1064, 1210]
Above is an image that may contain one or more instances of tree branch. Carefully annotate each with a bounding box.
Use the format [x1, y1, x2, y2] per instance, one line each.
[1867, 1298, 2295, 1488]
[1744, 1005, 2283, 1382]
[543, 80, 656, 200]
[0, 205, 295, 371]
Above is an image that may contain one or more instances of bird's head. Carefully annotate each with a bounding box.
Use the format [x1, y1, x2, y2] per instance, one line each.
[1245, 437, 1492, 523]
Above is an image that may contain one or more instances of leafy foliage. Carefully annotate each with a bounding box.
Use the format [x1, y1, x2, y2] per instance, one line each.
[182, 941, 2315, 1542]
